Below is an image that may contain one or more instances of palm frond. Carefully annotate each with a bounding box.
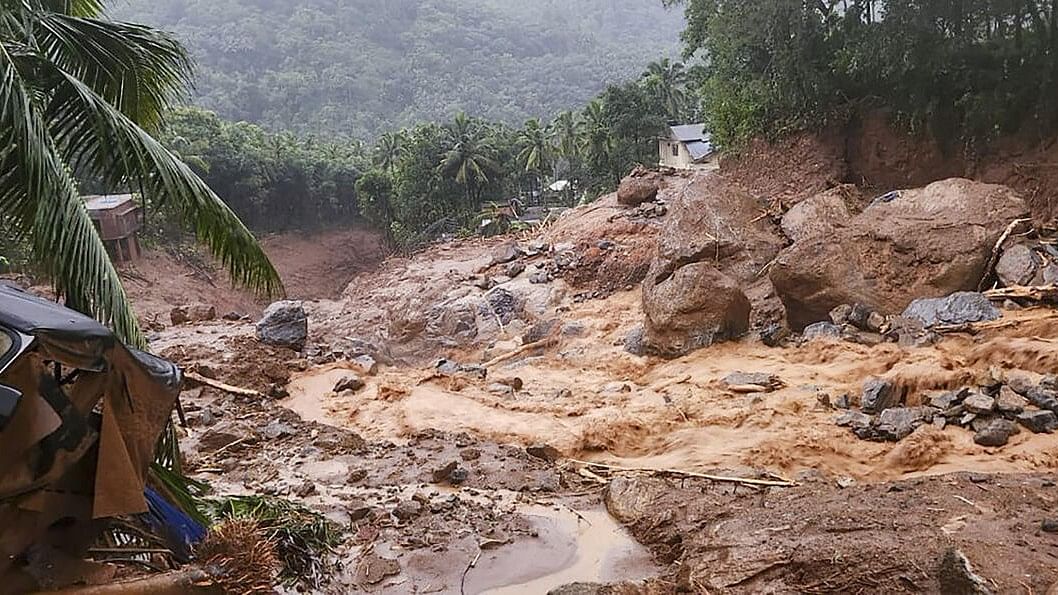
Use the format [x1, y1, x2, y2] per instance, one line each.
[44, 65, 283, 298]
[0, 41, 143, 343]
[35, 11, 193, 130]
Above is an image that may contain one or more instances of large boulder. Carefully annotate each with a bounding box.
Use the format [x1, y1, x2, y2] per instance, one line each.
[902, 292, 1001, 328]
[616, 177, 659, 206]
[256, 300, 308, 350]
[641, 260, 751, 357]
[770, 179, 1030, 329]
[780, 184, 863, 242]
[638, 173, 786, 354]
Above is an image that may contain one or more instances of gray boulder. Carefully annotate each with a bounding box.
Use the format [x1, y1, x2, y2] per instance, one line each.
[902, 292, 1000, 328]
[1016, 410, 1058, 433]
[861, 378, 900, 414]
[256, 300, 308, 350]
[877, 407, 934, 441]
[973, 419, 1020, 447]
[995, 243, 1041, 287]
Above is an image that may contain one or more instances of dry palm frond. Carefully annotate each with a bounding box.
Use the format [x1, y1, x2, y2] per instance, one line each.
[197, 519, 279, 595]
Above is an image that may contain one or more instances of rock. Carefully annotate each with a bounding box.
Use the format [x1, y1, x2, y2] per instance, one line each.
[781, 185, 860, 242]
[723, 371, 782, 392]
[861, 378, 899, 414]
[431, 462, 468, 485]
[902, 292, 1001, 328]
[1042, 519, 1058, 533]
[604, 477, 668, 524]
[962, 393, 996, 415]
[937, 548, 994, 595]
[472, 276, 494, 290]
[877, 407, 933, 441]
[436, 359, 487, 380]
[834, 394, 852, 409]
[529, 271, 550, 284]
[996, 386, 1029, 415]
[197, 423, 251, 453]
[260, 421, 296, 440]
[760, 323, 790, 347]
[996, 243, 1041, 286]
[392, 500, 423, 521]
[1027, 387, 1058, 412]
[835, 410, 873, 429]
[334, 374, 364, 393]
[256, 301, 308, 350]
[771, 179, 1029, 329]
[496, 377, 523, 390]
[1005, 372, 1038, 396]
[346, 469, 368, 484]
[640, 261, 751, 357]
[526, 444, 562, 462]
[523, 318, 560, 344]
[350, 354, 378, 376]
[622, 326, 647, 355]
[487, 383, 515, 396]
[294, 480, 316, 498]
[930, 389, 968, 410]
[481, 288, 519, 325]
[491, 240, 522, 265]
[1017, 410, 1058, 433]
[505, 262, 526, 278]
[803, 321, 842, 341]
[865, 311, 886, 332]
[222, 311, 245, 321]
[933, 416, 948, 430]
[973, 419, 1019, 447]
[356, 552, 400, 586]
[169, 306, 189, 326]
[187, 304, 216, 322]
[617, 175, 659, 206]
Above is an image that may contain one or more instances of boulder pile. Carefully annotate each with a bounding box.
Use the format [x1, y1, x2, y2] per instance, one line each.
[836, 374, 1058, 447]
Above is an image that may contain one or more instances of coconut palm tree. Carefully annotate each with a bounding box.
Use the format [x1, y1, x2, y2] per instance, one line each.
[579, 99, 619, 186]
[0, 0, 281, 346]
[515, 118, 552, 199]
[439, 113, 499, 210]
[643, 58, 688, 121]
[373, 131, 403, 175]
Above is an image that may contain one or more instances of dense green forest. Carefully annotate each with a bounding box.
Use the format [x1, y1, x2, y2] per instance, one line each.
[112, 0, 685, 138]
[666, 0, 1058, 147]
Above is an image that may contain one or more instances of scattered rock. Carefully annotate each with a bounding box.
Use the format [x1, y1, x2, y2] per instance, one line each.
[973, 419, 1019, 447]
[877, 407, 934, 441]
[222, 311, 245, 321]
[526, 444, 562, 462]
[835, 410, 873, 429]
[930, 389, 968, 410]
[482, 288, 519, 325]
[1017, 410, 1058, 433]
[962, 393, 996, 415]
[169, 306, 189, 326]
[1041, 519, 1058, 533]
[505, 261, 526, 278]
[260, 421, 297, 440]
[392, 500, 423, 521]
[1027, 387, 1058, 412]
[523, 318, 560, 344]
[431, 462, 468, 485]
[187, 304, 217, 322]
[436, 359, 487, 380]
[781, 184, 860, 242]
[936, 548, 994, 595]
[802, 321, 842, 341]
[529, 271, 551, 284]
[996, 387, 1029, 415]
[256, 300, 308, 351]
[350, 355, 378, 375]
[861, 378, 899, 414]
[622, 326, 647, 355]
[294, 480, 316, 497]
[902, 292, 1001, 328]
[356, 552, 400, 586]
[197, 424, 251, 453]
[722, 371, 783, 392]
[491, 240, 522, 265]
[487, 382, 515, 396]
[759, 323, 789, 347]
[996, 243, 1041, 287]
[334, 374, 365, 393]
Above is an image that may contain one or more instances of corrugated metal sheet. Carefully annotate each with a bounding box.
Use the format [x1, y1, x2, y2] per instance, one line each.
[669, 124, 706, 142]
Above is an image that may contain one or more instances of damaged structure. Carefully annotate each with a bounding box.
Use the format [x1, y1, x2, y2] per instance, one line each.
[0, 283, 181, 591]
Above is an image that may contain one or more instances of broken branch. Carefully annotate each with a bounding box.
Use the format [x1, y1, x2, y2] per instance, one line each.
[184, 372, 263, 398]
[481, 337, 559, 368]
[977, 218, 1032, 291]
[566, 458, 796, 487]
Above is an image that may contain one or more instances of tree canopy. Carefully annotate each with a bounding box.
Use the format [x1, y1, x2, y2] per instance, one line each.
[112, 0, 685, 138]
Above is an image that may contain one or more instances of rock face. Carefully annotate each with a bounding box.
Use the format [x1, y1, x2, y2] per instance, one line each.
[256, 301, 308, 350]
[640, 261, 751, 357]
[902, 292, 1001, 328]
[780, 184, 862, 242]
[639, 173, 785, 355]
[770, 179, 1029, 329]
[616, 171, 660, 206]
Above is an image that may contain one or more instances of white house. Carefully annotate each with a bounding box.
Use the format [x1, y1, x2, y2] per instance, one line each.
[659, 124, 719, 170]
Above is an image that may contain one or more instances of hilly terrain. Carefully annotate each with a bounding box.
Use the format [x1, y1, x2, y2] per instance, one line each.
[112, 0, 685, 138]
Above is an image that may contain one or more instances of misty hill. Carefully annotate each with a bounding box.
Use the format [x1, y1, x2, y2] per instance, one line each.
[113, 0, 684, 138]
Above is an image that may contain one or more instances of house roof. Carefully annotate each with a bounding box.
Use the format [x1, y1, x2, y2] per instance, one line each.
[84, 194, 136, 213]
[686, 140, 716, 161]
[669, 124, 706, 142]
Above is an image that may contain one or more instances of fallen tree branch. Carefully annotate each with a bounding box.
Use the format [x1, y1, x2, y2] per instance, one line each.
[566, 458, 796, 487]
[977, 218, 1032, 291]
[481, 337, 559, 368]
[984, 283, 1058, 303]
[32, 568, 221, 595]
[184, 372, 263, 398]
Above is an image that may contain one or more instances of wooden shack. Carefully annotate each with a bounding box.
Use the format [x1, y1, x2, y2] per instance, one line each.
[84, 194, 143, 263]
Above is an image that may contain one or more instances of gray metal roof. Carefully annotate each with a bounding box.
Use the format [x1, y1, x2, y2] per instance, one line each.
[669, 124, 707, 142]
[686, 140, 716, 161]
[84, 194, 136, 212]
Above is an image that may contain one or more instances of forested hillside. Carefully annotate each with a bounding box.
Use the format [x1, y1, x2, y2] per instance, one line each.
[113, 0, 684, 138]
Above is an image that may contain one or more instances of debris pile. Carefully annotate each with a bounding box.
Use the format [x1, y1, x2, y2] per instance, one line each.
[836, 374, 1058, 446]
